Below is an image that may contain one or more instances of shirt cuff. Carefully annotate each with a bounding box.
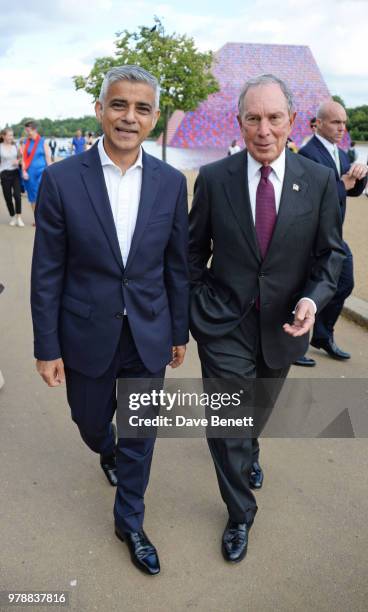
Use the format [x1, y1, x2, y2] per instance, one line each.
[295, 297, 317, 314]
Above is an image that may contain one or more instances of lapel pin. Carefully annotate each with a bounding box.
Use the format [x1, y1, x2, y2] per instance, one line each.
[292, 184, 300, 191]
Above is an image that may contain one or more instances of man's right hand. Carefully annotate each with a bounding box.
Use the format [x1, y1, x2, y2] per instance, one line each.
[36, 358, 65, 387]
[341, 173, 356, 191]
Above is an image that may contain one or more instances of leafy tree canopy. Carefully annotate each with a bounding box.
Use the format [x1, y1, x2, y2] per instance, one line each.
[332, 94, 346, 108]
[73, 16, 219, 159]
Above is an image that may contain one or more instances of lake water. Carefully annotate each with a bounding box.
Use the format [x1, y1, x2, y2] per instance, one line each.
[54, 137, 368, 171]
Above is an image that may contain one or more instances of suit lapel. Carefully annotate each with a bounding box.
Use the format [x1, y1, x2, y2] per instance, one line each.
[312, 135, 340, 179]
[223, 151, 261, 262]
[125, 150, 160, 271]
[265, 149, 308, 258]
[81, 144, 124, 271]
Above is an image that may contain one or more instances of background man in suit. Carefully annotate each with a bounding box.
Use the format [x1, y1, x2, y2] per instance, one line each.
[189, 74, 345, 564]
[31, 66, 189, 576]
[297, 100, 368, 362]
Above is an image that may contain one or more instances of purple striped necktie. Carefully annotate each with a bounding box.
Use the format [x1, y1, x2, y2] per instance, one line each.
[255, 165, 277, 259]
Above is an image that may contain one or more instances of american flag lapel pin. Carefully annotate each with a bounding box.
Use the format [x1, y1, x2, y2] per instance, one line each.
[292, 183, 300, 192]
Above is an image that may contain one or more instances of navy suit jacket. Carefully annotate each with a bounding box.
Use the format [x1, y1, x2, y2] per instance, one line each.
[31, 144, 189, 377]
[298, 135, 367, 222]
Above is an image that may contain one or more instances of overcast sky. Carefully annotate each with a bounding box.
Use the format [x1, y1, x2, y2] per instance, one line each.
[1, 0, 367, 124]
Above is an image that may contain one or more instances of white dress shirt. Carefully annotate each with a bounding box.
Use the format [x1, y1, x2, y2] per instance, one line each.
[246, 149, 317, 314]
[315, 134, 341, 175]
[98, 137, 142, 266]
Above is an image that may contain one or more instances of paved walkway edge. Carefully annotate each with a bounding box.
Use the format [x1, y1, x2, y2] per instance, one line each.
[342, 295, 368, 329]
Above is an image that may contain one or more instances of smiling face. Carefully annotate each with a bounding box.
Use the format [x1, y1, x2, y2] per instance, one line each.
[237, 83, 296, 165]
[3, 129, 14, 144]
[95, 79, 160, 167]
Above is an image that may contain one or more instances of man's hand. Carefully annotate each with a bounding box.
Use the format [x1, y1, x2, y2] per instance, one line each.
[283, 299, 315, 337]
[347, 163, 368, 181]
[341, 173, 356, 191]
[169, 345, 186, 368]
[36, 358, 65, 387]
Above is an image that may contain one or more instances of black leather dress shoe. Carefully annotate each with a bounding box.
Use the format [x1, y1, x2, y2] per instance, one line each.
[115, 525, 160, 575]
[249, 461, 264, 489]
[100, 423, 118, 486]
[100, 455, 117, 486]
[222, 520, 250, 563]
[293, 355, 316, 367]
[311, 338, 351, 360]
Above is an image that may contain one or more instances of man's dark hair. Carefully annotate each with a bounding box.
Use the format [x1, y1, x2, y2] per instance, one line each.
[24, 120, 38, 130]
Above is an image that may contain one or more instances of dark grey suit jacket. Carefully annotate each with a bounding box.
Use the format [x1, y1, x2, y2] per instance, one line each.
[189, 148, 346, 369]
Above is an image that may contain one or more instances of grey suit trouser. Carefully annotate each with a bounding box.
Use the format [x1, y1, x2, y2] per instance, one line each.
[197, 307, 289, 525]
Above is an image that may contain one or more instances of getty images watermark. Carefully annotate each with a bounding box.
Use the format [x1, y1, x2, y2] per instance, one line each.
[116, 378, 368, 439]
[127, 387, 254, 428]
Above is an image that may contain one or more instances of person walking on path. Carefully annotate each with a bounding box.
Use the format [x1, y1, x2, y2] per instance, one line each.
[0, 128, 24, 227]
[71, 129, 86, 155]
[296, 101, 368, 363]
[227, 139, 241, 156]
[189, 74, 345, 564]
[85, 132, 95, 150]
[21, 120, 51, 221]
[31, 66, 189, 576]
[49, 137, 57, 162]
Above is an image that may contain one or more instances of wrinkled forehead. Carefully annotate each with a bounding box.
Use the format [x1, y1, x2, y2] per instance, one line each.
[242, 83, 289, 114]
[105, 79, 156, 105]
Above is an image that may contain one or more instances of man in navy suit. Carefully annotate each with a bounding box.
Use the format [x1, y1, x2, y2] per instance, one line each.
[298, 100, 367, 362]
[31, 66, 189, 575]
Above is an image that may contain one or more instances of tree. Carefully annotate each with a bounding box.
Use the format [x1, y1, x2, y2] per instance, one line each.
[9, 116, 100, 139]
[73, 16, 219, 161]
[347, 106, 368, 141]
[332, 94, 346, 108]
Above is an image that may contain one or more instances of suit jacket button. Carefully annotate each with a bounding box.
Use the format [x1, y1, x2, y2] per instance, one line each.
[115, 312, 124, 319]
[259, 273, 265, 278]
[123, 278, 129, 286]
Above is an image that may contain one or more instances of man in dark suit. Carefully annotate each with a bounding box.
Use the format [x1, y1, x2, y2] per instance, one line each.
[31, 66, 189, 575]
[189, 74, 345, 563]
[297, 100, 368, 361]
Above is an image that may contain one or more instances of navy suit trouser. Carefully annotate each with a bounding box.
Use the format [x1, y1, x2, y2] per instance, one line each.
[65, 318, 165, 533]
[312, 240, 354, 341]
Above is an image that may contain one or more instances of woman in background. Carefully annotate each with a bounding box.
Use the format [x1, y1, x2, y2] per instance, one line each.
[21, 120, 51, 222]
[0, 128, 24, 227]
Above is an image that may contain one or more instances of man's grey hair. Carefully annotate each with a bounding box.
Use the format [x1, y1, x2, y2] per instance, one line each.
[98, 65, 160, 109]
[238, 74, 294, 117]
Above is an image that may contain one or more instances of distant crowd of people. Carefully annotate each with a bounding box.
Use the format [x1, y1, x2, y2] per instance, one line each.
[0, 124, 97, 391]
[0, 123, 97, 227]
